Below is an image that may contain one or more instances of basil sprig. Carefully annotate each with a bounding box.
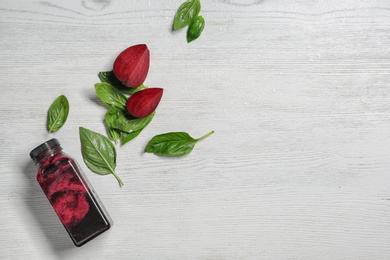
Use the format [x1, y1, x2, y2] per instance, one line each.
[145, 131, 214, 156]
[187, 15, 205, 43]
[79, 127, 124, 187]
[104, 107, 154, 145]
[47, 95, 69, 133]
[96, 82, 155, 145]
[173, 0, 205, 42]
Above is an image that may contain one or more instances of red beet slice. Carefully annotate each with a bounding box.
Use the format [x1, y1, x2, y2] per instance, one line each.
[126, 88, 163, 118]
[113, 44, 150, 88]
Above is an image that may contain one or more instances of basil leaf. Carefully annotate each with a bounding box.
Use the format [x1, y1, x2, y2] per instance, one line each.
[47, 95, 69, 133]
[119, 113, 154, 145]
[104, 106, 122, 142]
[79, 127, 124, 187]
[121, 129, 143, 146]
[145, 130, 214, 157]
[108, 127, 121, 143]
[187, 15, 205, 43]
[95, 82, 127, 109]
[104, 106, 153, 145]
[98, 71, 126, 89]
[99, 71, 147, 95]
[112, 112, 155, 133]
[173, 0, 201, 30]
[126, 84, 148, 95]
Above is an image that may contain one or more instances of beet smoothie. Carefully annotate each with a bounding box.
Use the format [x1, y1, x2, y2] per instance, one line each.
[30, 139, 112, 246]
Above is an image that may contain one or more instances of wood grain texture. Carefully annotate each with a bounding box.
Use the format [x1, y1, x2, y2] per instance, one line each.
[1, 0, 390, 259]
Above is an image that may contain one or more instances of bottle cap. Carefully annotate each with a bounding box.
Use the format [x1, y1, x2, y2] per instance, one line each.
[29, 138, 61, 160]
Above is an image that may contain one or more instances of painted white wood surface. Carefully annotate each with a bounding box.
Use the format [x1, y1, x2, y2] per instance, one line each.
[1, 0, 390, 259]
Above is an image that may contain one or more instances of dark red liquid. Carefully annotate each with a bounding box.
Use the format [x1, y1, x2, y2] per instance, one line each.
[37, 154, 111, 246]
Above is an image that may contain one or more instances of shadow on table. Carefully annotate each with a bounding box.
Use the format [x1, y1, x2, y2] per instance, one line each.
[23, 160, 75, 255]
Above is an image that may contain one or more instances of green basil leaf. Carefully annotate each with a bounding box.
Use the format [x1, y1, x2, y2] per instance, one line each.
[126, 84, 148, 95]
[79, 127, 124, 187]
[145, 130, 214, 157]
[121, 129, 143, 146]
[119, 113, 154, 145]
[187, 15, 205, 43]
[104, 106, 153, 145]
[104, 106, 122, 142]
[108, 127, 121, 143]
[173, 0, 201, 30]
[95, 82, 127, 109]
[98, 71, 126, 89]
[112, 112, 155, 133]
[47, 95, 69, 133]
[99, 71, 147, 95]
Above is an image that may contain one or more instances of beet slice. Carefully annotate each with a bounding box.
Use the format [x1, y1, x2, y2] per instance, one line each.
[126, 88, 163, 118]
[113, 44, 150, 88]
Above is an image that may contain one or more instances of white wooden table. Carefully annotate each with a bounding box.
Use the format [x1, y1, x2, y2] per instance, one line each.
[1, 0, 390, 259]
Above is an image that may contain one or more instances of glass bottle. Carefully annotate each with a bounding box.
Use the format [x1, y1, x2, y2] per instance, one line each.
[29, 138, 112, 247]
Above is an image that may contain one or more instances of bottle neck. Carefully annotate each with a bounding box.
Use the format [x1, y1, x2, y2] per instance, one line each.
[33, 145, 63, 166]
